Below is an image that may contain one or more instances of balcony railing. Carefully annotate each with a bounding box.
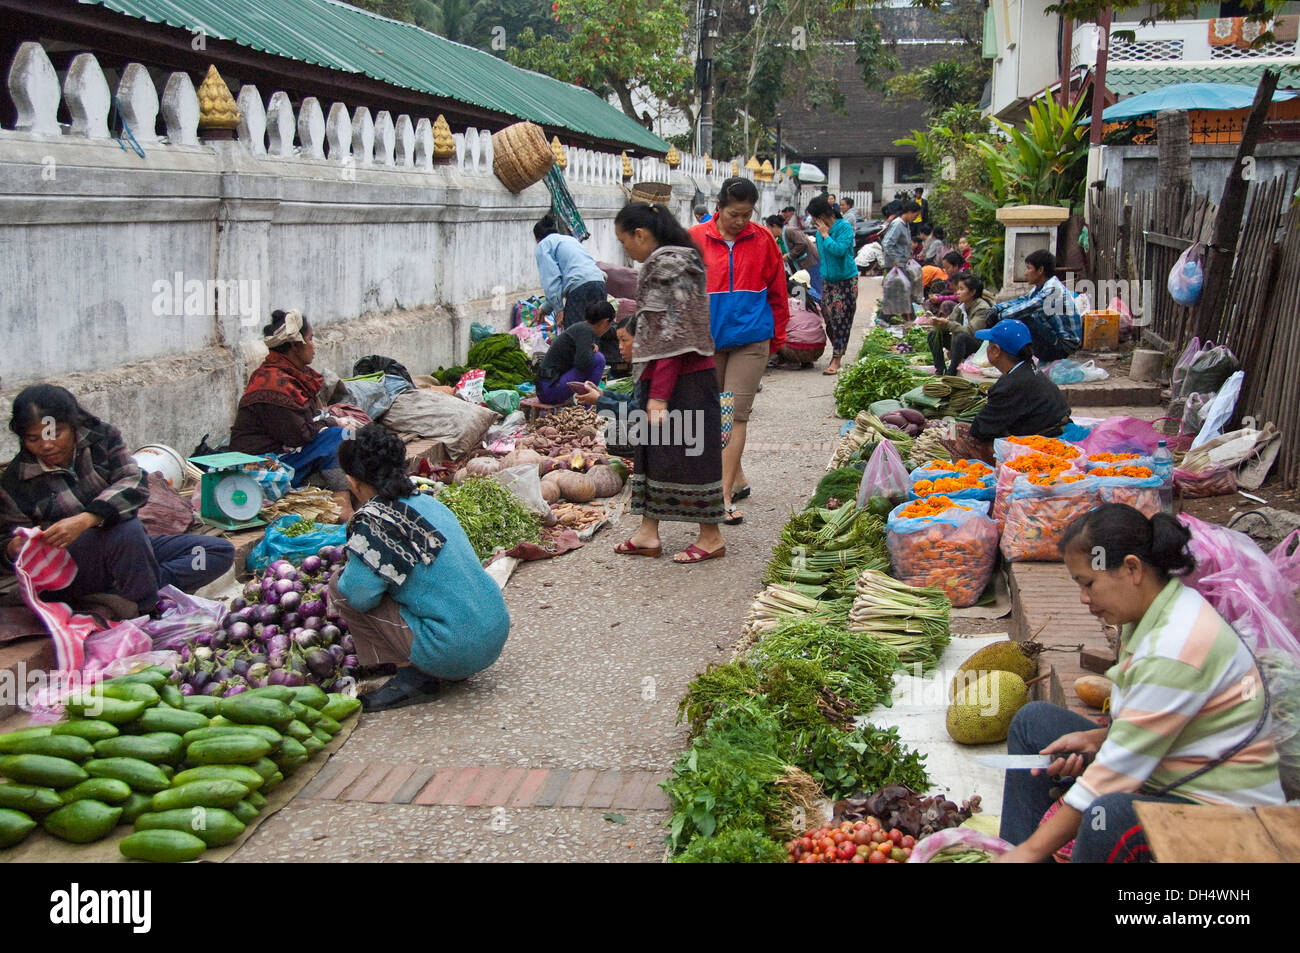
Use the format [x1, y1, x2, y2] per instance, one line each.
[1072, 19, 1299, 69]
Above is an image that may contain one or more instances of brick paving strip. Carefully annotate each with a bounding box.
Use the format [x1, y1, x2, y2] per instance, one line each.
[302, 763, 670, 811]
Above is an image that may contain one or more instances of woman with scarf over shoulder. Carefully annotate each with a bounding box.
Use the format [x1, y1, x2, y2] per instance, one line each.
[328, 424, 510, 712]
[613, 202, 726, 564]
[229, 310, 350, 516]
[0, 385, 234, 615]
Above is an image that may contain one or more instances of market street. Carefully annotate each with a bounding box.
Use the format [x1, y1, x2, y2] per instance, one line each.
[224, 284, 881, 862]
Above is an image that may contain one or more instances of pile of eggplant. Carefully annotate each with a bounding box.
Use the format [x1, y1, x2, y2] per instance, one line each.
[170, 548, 359, 698]
[878, 408, 928, 438]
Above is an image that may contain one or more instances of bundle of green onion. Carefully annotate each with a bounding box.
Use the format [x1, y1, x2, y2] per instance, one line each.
[747, 618, 899, 711]
[743, 585, 850, 638]
[848, 570, 952, 671]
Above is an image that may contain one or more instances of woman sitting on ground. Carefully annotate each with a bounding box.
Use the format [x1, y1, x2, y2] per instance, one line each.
[0, 385, 234, 615]
[998, 504, 1284, 862]
[614, 201, 726, 563]
[329, 423, 510, 712]
[927, 272, 992, 376]
[534, 300, 615, 406]
[229, 310, 351, 514]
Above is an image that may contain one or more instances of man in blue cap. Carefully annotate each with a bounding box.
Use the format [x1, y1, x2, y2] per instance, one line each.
[945, 319, 1073, 462]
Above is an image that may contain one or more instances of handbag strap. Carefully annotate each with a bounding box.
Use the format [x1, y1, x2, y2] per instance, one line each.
[1147, 633, 1271, 797]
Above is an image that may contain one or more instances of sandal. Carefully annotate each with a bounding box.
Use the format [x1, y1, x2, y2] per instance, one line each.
[360, 666, 443, 712]
[674, 544, 726, 564]
[723, 505, 744, 525]
[822, 365, 839, 376]
[732, 484, 751, 502]
[615, 539, 662, 557]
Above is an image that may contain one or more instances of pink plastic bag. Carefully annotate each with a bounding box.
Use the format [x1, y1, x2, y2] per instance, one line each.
[139, 585, 228, 651]
[1272, 531, 1300, 588]
[857, 439, 911, 509]
[1077, 416, 1164, 456]
[1179, 515, 1300, 662]
[83, 620, 153, 672]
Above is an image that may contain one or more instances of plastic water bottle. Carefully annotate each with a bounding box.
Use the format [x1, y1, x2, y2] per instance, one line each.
[1153, 440, 1174, 514]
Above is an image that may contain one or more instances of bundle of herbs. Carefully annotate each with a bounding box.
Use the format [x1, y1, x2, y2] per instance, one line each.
[790, 721, 929, 802]
[747, 618, 898, 713]
[678, 658, 858, 741]
[833, 356, 922, 420]
[848, 570, 952, 671]
[437, 476, 542, 561]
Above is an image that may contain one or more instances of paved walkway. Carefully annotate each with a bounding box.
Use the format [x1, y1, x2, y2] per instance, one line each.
[230, 282, 886, 863]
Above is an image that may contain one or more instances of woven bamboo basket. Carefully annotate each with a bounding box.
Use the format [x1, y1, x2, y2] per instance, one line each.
[492, 121, 555, 193]
[628, 181, 672, 204]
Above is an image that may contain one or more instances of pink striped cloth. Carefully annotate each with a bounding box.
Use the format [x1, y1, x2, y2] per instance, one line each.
[12, 528, 101, 673]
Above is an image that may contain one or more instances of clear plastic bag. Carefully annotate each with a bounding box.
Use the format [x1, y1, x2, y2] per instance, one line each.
[139, 585, 229, 650]
[493, 464, 555, 525]
[908, 826, 1014, 863]
[886, 499, 999, 607]
[1046, 360, 1086, 385]
[1191, 370, 1244, 450]
[857, 439, 911, 510]
[1167, 242, 1204, 306]
[1002, 475, 1101, 562]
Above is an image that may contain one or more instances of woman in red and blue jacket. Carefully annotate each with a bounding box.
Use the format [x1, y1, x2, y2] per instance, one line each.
[689, 177, 789, 525]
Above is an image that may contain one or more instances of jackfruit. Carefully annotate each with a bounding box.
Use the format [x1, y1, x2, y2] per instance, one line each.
[946, 670, 1029, 744]
[949, 640, 1040, 700]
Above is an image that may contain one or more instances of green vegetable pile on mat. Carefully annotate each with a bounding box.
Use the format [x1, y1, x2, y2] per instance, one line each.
[433, 333, 534, 392]
[807, 467, 863, 509]
[834, 357, 922, 420]
[437, 477, 541, 561]
[857, 327, 898, 358]
[674, 827, 789, 863]
[763, 501, 888, 598]
[903, 326, 931, 352]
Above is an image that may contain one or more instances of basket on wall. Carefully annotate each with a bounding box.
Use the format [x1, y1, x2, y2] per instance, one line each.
[492, 122, 555, 193]
[628, 181, 672, 204]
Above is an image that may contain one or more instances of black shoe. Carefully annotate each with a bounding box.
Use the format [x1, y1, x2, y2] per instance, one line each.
[360, 666, 443, 712]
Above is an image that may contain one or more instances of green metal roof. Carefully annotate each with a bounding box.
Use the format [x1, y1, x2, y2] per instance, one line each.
[1107, 63, 1300, 97]
[78, 0, 670, 153]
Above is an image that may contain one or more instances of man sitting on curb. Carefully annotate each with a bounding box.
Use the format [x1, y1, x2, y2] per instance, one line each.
[987, 249, 1081, 361]
[943, 319, 1073, 463]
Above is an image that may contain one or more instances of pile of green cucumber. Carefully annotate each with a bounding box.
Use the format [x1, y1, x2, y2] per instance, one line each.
[0, 666, 359, 862]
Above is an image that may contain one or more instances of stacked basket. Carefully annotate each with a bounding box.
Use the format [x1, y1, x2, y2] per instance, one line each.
[629, 181, 672, 204]
[492, 122, 555, 193]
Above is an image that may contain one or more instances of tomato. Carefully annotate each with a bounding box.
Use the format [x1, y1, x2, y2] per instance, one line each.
[838, 843, 856, 861]
[901, 835, 916, 849]
[821, 838, 836, 853]
[853, 820, 867, 831]
[889, 829, 903, 845]
[853, 829, 872, 846]
[801, 837, 814, 851]
[871, 831, 887, 844]
[801, 854, 818, 863]
[851, 853, 867, 863]
[856, 844, 871, 857]
[867, 850, 887, 864]
[840, 821, 854, 833]
[891, 848, 907, 862]
[831, 831, 846, 844]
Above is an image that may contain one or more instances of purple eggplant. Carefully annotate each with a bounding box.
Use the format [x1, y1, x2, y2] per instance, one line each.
[343, 654, 359, 669]
[302, 616, 324, 633]
[231, 658, 251, 677]
[278, 591, 301, 614]
[192, 632, 212, 647]
[227, 622, 253, 643]
[267, 634, 291, 655]
[301, 555, 322, 574]
[211, 632, 228, 651]
[337, 632, 354, 654]
[244, 581, 262, 601]
[327, 644, 346, 664]
[247, 662, 269, 682]
[259, 625, 279, 642]
[180, 682, 195, 696]
[273, 578, 295, 596]
[305, 649, 335, 679]
[300, 600, 326, 619]
[225, 684, 248, 696]
[294, 629, 320, 649]
[229, 596, 248, 613]
[321, 625, 342, 645]
[202, 681, 224, 696]
[214, 666, 234, 682]
[281, 613, 302, 630]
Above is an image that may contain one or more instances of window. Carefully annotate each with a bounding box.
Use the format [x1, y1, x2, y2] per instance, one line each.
[896, 155, 927, 183]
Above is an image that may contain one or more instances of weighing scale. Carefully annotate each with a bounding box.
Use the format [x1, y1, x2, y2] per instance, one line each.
[188, 452, 268, 530]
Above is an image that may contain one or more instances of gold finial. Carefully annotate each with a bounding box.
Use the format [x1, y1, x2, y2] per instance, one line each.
[705, 154, 713, 172]
[745, 155, 760, 173]
[550, 136, 567, 169]
[731, 160, 738, 176]
[432, 115, 455, 158]
[622, 151, 633, 178]
[665, 144, 681, 168]
[197, 65, 241, 130]
[757, 159, 774, 181]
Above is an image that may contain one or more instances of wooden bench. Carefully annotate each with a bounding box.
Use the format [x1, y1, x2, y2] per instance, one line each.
[1136, 803, 1300, 862]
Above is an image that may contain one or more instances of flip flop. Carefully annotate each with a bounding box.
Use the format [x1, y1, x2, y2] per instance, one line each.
[732, 484, 751, 502]
[360, 667, 443, 713]
[723, 505, 744, 525]
[675, 544, 726, 564]
[823, 366, 839, 376]
[615, 539, 662, 557]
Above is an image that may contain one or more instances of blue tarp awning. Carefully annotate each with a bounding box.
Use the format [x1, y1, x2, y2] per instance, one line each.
[1081, 82, 1297, 123]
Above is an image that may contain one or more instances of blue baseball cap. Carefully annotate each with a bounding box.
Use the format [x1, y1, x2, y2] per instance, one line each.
[975, 319, 1032, 355]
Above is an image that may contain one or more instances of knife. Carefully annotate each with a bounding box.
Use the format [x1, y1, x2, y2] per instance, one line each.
[972, 754, 1053, 770]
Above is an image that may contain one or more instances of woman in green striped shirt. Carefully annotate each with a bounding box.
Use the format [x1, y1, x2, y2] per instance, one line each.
[998, 504, 1284, 863]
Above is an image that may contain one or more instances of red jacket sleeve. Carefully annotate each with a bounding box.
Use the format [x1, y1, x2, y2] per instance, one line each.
[648, 357, 683, 404]
[766, 233, 790, 353]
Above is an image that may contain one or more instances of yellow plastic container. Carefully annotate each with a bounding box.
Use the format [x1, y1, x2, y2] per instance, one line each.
[1083, 310, 1120, 350]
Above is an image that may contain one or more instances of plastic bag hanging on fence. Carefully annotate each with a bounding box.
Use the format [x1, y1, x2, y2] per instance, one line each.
[1183, 343, 1239, 396]
[1167, 242, 1205, 306]
[857, 439, 911, 510]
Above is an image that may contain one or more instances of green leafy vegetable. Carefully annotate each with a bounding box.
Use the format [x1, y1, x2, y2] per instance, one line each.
[807, 467, 864, 509]
[791, 722, 929, 802]
[673, 827, 788, 863]
[437, 477, 542, 561]
[833, 356, 921, 419]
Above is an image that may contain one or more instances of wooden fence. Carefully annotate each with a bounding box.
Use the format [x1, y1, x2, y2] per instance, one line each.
[1087, 175, 1300, 489]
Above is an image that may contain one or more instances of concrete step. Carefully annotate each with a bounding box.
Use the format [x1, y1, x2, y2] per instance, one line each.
[1060, 377, 1163, 408]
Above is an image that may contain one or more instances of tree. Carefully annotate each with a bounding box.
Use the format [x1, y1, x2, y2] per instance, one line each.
[507, 0, 694, 123]
[412, 0, 490, 44]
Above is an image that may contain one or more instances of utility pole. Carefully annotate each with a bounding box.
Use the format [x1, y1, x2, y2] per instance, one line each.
[698, 0, 719, 156]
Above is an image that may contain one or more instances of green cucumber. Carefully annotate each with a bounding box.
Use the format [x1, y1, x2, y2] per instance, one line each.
[283, 720, 313, 742]
[93, 735, 176, 764]
[105, 668, 170, 688]
[151, 780, 249, 812]
[144, 732, 185, 764]
[118, 792, 155, 825]
[42, 799, 122, 843]
[245, 686, 298, 704]
[170, 765, 264, 792]
[119, 828, 207, 862]
[135, 807, 245, 846]
[59, 777, 132, 805]
[311, 727, 332, 745]
[229, 799, 260, 825]
[271, 737, 308, 774]
[184, 735, 272, 766]
[139, 707, 209, 734]
[96, 681, 160, 706]
[289, 701, 322, 727]
[0, 808, 36, 848]
[182, 725, 282, 752]
[0, 726, 56, 753]
[320, 693, 361, 722]
[0, 734, 94, 762]
[0, 783, 63, 816]
[0, 754, 89, 788]
[245, 789, 267, 809]
[182, 696, 221, 717]
[248, 758, 279, 783]
[64, 695, 148, 725]
[300, 735, 325, 757]
[287, 685, 329, 710]
[217, 695, 295, 731]
[260, 771, 285, 793]
[158, 684, 185, 709]
[315, 714, 342, 735]
[50, 720, 119, 742]
[83, 757, 172, 793]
